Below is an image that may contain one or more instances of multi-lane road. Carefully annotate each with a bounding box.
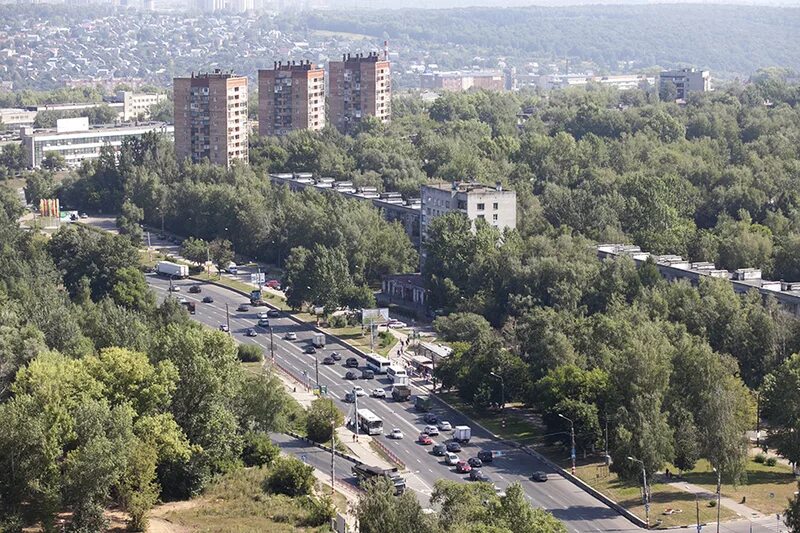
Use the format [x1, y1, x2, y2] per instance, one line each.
[147, 273, 780, 533]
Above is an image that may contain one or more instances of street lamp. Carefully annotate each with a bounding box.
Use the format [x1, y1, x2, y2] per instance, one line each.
[712, 467, 721, 533]
[628, 456, 649, 529]
[558, 413, 576, 475]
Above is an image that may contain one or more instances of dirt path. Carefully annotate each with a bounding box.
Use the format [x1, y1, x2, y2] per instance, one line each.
[147, 500, 199, 533]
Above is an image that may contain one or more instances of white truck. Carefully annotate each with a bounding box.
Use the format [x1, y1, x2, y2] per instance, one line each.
[453, 425, 471, 443]
[312, 332, 325, 348]
[156, 261, 189, 278]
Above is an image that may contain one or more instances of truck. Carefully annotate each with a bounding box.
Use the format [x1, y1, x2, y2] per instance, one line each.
[249, 289, 266, 306]
[352, 464, 406, 495]
[453, 425, 471, 443]
[156, 261, 189, 278]
[225, 262, 238, 274]
[312, 333, 325, 348]
[391, 384, 411, 402]
[414, 395, 432, 412]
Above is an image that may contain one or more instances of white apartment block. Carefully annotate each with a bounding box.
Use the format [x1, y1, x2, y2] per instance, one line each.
[658, 68, 711, 100]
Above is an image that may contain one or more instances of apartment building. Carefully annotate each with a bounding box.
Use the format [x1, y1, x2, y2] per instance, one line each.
[258, 60, 325, 137]
[173, 70, 248, 167]
[108, 91, 168, 121]
[420, 70, 505, 92]
[658, 68, 711, 100]
[328, 52, 391, 134]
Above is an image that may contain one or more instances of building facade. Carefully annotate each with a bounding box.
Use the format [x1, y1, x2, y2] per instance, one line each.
[110, 91, 168, 121]
[258, 61, 325, 137]
[20, 117, 173, 168]
[658, 68, 711, 100]
[328, 52, 391, 134]
[420, 70, 505, 92]
[173, 70, 248, 167]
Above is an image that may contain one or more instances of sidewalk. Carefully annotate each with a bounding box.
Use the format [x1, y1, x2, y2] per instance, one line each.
[667, 480, 764, 520]
[334, 426, 395, 470]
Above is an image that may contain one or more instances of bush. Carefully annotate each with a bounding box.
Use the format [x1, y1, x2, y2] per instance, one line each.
[242, 432, 280, 467]
[708, 500, 717, 507]
[264, 456, 315, 497]
[306, 397, 344, 443]
[328, 314, 347, 328]
[754, 453, 766, 464]
[238, 344, 263, 363]
[301, 494, 336, 527]
[765, 457, 778, 467]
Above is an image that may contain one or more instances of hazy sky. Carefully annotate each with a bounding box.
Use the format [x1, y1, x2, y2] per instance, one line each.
[333, 0, 800, 7]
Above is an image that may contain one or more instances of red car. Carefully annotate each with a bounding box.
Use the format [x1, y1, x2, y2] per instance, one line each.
[456, 460, 472, 473]
[418, 433, 433, 445]
[266, 279, 281, 290]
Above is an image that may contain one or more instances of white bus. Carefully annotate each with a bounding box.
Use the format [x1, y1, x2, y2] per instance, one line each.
[364, 353, 391, 374]
[356, 408, 383, 435]
[387, 365, 408, 384]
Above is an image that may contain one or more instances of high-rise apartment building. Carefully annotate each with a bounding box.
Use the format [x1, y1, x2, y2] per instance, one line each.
[173, 70, 248, 167]
[258, 60, 325, 137]
[658, 68, 711, 100]
[328, 52, 391, 134]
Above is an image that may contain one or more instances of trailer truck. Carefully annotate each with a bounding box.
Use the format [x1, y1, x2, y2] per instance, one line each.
[156, 261, 189, 278]
[312, 333, 325, 348]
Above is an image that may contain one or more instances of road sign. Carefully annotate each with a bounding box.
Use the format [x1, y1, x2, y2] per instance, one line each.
[250, 273, 265, 284]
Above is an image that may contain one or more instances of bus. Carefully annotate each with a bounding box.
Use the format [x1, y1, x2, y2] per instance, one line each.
[364, 353, 391, 374]
[387, 365, 408, 384]
[356, 408, 384, 435]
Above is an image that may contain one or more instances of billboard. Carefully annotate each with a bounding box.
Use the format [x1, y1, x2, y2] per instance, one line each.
[39, 198, 60, 218]
[361, 308, 390, 325]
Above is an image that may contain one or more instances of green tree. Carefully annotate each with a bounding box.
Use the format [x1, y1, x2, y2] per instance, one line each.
[358, 476, 435, 533]
[118, 440, 159, 532]
[762, 354, 800, 468]
[209, 237, 234, 278]
[111, 266, 155, 312]
[785, 483, 800, 533]
[116, 199, 144, 244]
[23, 169, 56, 205]
[264, 456, 314, 497]
[180, 236, 209, 265]
[41, 151, 65, 171]
[305, 397, 343, 443]
[242, 432, 280, 467]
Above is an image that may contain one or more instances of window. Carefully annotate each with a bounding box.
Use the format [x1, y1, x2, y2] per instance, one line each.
[477, 214, 485, 219]
[477, 203, 485, 210]
[493, 202, 499, 210]
[493, 214, 498, 222]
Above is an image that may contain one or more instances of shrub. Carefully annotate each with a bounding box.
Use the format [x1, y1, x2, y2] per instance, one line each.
[238, 344, 263, 363]
[765, 457, 778, 467]
[708, 500, 717, 507]
[301, 494, 336, 527]
[306, 398, 344, 443]
[328, 314, 347, 329]
[242, 432, 280, 467]
[754, 453, 766, 464]
[264, 456, 315, 497]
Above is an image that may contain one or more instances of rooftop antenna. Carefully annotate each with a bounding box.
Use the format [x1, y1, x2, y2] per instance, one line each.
[384, 40, 389, 61]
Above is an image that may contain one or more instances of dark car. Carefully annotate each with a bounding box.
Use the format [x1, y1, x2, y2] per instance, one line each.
[267, 309, 281, 318]
[345, 357, 359, 368]
[189, 285, 201, 293]
[345, 371, 358, 380]
[202, 296, 214, 303]
[469, 469, 490, 482]
[432, 443, 448, 456]
[330, 351, 342, 361]
[304, 346, 317, 354]
[237, 304, 250, 312]
[446, 441, 462, 453]
[322, 357, 335, 365]
[246, 328, 258, 337]
[424, 413, 439, 424]
[530, 471, 548, 482]
[477, 450, 494, 463]
[361, 369, 375, 380]
[468, 457, 483, 469]
[344, 392, 355, 403]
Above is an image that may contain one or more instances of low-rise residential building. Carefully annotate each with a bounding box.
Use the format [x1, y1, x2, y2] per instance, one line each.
[420, 70, 505, 92]
[106, 91, 168, 121]
[0, 108, 37, 130]
[20, 117, 173, 168]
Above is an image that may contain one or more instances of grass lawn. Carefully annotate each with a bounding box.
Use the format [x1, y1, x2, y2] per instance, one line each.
[326, 326, 397, 357]
[436, 391, 543, 444]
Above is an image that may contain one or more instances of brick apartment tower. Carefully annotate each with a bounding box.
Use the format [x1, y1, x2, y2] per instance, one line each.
[173, 70, 248, 167]
[328, 52, 391, 134]
[258, 60, 325, 137]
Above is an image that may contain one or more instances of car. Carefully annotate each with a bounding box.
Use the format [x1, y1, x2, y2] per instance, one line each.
[202, 296, 214, 303]
[352, 386, 366, 397]
[444, 452, 460, 466]
[267, 309, 281, 318]
[246, 328, 258, 337]
[257, 311, 269, 319]
[79, 213, 88, 219]
[468, 457, 483, 469]
[237, 304, 250, 312]
[424, 413, 439, 424]
[437, 421, 452, 431]
[284, 332, 297, 341]
[389, 428, 404, 440]
[257, 318, 270, 327]
[470, 469, 491, 482]
[372, 388, 386, 398]
[388, 320, 407, 329]
[178, 296, 188, 304]
[418, 433, 433, 445]
[344, 392, 355, 403]
[219, 324, 229, 332]
[345, 371, 358, 380]
[432, 443, 448, 456]
[266, 279, 281, 290]
[304, 346, 317, 354]
[361, 369, 375, 380]
[322, 357, 335, 365]
[477, 450, 494, 463]
[345, 357, 359, 368]
[188, 285, 201, 293]
[424, 425, 439, 436]
[168, 285, 180, 292]
[446, 441, 462, 453]
[530, 471, 548, 482]
[330, 351, 342, 361]
[456, 460, 472, 473]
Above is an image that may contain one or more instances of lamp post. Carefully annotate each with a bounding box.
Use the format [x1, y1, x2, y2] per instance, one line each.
[269, 326, 275, 362]
[628, 456, 650, 529]
[559, 413, 576, 475]
[712, 467, 721, 533]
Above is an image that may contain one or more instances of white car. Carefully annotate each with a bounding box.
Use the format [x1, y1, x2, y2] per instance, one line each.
[178, 296, 188, 304]
[445, 452, 460, 466]
[372, 388, 386, 398]
[352, 386, 367, 397]
[388, 320, 408, 329]
[257, 311, 269, 320]
[424, 425, 439, 436]
[284, 332, 297, 340]
[438, 421, 453, 431]
[219, 324, 229, 332]
[168, 285, 180, 292]
[389, 428, 404, 440]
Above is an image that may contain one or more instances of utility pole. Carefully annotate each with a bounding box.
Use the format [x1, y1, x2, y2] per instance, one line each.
[330, 417, 335, 497]
[225, 303, 231, 335]
[714, 467, 721, 533]
[560, 413, 576, 475]
[354, 388, 359, 441]
[270, 326, 275, 362]
[628, 456, 649, 529]
[696, 494, 701, 533]
[315, 357, 320, 393]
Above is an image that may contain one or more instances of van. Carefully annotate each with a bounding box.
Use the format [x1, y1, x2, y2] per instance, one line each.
[387, 365, 408, 384]
[361, 369, 375, 380]
[226, 262, 238, 274]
